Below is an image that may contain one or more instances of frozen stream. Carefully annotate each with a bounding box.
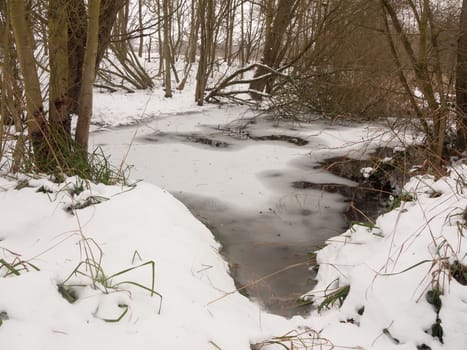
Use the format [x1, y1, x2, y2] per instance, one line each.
[91, 106, 391, 317]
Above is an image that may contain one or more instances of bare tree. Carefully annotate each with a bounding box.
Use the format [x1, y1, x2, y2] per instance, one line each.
[380, 0, 455, 163]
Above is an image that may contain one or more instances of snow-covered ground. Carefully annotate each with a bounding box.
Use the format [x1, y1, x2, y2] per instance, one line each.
[1, 87, 466, 349]
[0, 176, 292, 349]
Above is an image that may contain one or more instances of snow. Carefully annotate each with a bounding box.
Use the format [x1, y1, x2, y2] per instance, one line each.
[360, 167, 374, 179]
[0, 176, 292, 349]
[1, 88, 466, 349]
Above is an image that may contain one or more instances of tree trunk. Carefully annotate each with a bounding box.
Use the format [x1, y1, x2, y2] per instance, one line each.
[189, 0, 199, 64]
[457, 0, 467, 150]
[75, 0, 101, 150]
[249, 0, 296, 99]
[96, 0, 127, 68]
[162, 0, 173, 97]
[195, 0, 215, 105]
[138, 0, 144, 57]
[49, 0, 70, 132]
[8, 0, 49, 169]
[67, 0, 87, 117]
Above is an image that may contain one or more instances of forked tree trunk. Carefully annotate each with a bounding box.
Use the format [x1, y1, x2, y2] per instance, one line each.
[75, 0, 101, 150]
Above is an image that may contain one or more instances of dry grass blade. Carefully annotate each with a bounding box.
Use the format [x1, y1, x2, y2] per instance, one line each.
[253, 329, 364, 350]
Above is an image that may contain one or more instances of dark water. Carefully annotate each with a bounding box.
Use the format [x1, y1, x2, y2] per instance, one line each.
[175, 192, 347, 317]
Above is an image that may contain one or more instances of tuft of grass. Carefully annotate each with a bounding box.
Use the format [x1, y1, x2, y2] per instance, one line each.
[67, 178, 86, 196]
[388, 192, 415, 211]
[64, 195, 108, 213]
[53, 146, 132, 186]
[318, 284, 350, 312]
[57, 284, 80, 304]
[58, 246, 163, 321]
[450, 260, 467, 285]
[0, 257, 40, 277]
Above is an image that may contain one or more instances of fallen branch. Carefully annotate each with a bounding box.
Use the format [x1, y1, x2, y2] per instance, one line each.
[205, 63, 291, 103]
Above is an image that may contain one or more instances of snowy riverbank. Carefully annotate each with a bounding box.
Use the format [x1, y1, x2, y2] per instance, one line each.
[1, 164, 466, 349]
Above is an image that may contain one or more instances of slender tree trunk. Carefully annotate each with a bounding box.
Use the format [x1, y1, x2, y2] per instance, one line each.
[138, 0, 144, 57]
[1, 7, 25, 172]
[8, 0, 49, 168]
[457, 0, 467, 150]
[156, 1, 164, 75]
[162, 0, 172, 97]
[49, 0, 70, 132]
[75, 0, 101, 150]
[186, 0, 199, 64]
[240, 0, 245, 68]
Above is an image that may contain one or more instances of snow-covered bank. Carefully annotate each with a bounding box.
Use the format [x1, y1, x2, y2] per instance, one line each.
[0, 176, 292, 350]
[289, 165, 467, 350]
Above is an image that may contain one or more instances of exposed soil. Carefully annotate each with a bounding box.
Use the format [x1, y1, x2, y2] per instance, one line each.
[291, 180, 387, 223]
[251, 134, 309, 146]
[312, 146, 427, 222]
[185, 135, 230, 148]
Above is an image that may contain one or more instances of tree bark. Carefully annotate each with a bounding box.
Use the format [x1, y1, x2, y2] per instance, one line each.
[162, 0, 173, 97]
[138, 0, 144, 57]
[195, 0, 215, 105]
[67, 0, 87, 117]
[457, 0, 467, 150]
[8, 0, 49, 168]
[49, 0, 70, 132]
[75, 0, 101, 150]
